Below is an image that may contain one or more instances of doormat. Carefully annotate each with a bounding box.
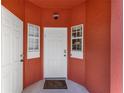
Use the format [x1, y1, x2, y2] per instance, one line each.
[43, 80, 67, 89]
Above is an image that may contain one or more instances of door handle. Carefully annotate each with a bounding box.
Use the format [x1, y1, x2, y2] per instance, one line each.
[20, 54, 24, 62]
[20, 59, 24, 62]
[20, 54, 24, 57]
[64, 49, 66, 53]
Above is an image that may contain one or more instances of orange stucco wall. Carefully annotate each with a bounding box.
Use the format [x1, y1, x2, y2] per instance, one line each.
[1, 0, 123, 92]
[110, 0, 123, 92]
[23, 1, 43, 88]
[85, 0, 111, 93]
[1, 0, 25, 20]
[68, 3, 86, 85]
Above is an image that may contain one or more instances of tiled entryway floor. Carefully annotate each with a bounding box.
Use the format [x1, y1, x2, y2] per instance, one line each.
[23, 80, 89, 93]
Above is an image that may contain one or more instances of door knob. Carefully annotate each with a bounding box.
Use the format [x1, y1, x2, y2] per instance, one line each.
[20, 59, 24, 62]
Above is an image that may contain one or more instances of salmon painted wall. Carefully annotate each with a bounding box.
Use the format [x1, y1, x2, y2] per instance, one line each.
[1, 0, 24, 20]
[110, 0, 123, 92]
[24, 1, 43, 88]
[85, 0, 111, 93]
[68, 3, 86, 85]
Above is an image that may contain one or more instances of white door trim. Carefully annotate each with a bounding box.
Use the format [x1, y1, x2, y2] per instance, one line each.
[43, 27, 68, 79]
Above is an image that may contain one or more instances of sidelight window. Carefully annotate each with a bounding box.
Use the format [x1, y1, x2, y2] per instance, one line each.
[27, 23, 40, 59]
[71, 24, 83, 59]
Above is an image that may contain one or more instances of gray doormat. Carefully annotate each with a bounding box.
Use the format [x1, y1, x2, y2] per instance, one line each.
[43, 80, 67, 89]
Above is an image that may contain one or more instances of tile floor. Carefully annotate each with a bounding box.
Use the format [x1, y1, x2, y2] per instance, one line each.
[23, 80, 89, 93]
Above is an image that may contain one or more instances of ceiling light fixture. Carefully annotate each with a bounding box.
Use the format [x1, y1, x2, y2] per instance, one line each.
[53, 13, 60, 20]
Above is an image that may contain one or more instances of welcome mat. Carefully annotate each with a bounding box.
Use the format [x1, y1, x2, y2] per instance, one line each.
[43, 80, 67, 89]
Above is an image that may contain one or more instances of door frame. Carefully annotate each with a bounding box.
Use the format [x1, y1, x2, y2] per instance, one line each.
[43, 27, 68, 79]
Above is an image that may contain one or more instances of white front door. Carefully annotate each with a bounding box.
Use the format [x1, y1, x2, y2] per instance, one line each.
[1, 6, 23, 93]
[44, 28, 67, 78]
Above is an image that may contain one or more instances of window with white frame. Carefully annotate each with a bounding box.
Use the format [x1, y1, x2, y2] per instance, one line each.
[71, 24, 83, 59]
[27, 23, 40, 59]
